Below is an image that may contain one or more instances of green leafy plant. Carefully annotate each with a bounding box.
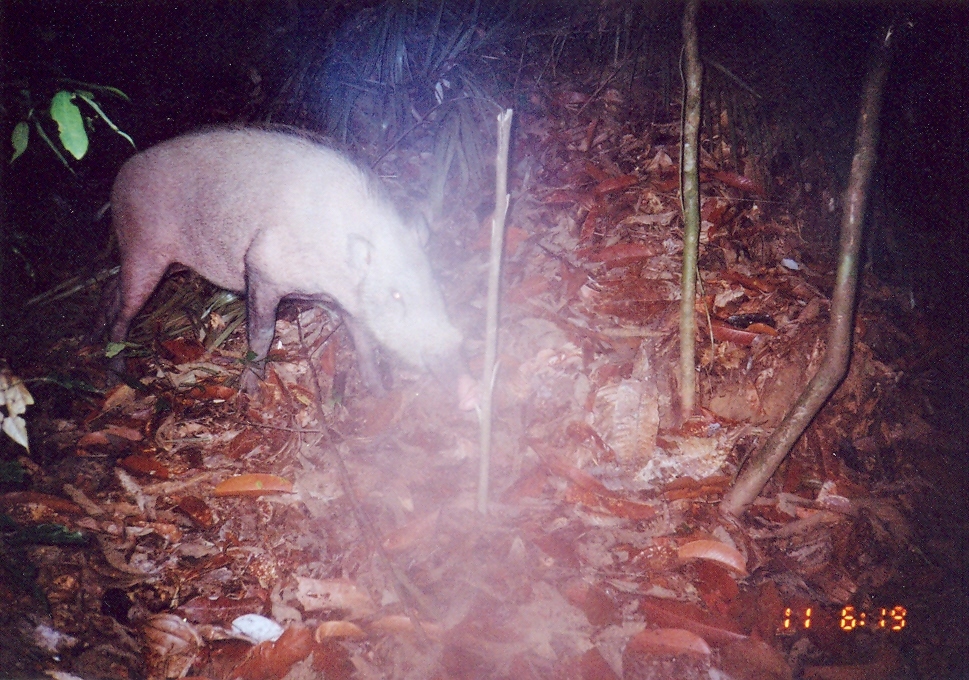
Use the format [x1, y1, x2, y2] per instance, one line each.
[8, 80, 135, 169]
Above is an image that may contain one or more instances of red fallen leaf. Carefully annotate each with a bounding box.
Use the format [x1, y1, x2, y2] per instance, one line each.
[95, 383, 138, 418]
[542, 456, 612, 495]
[143, 613, 202, 678]
[580, 242, 659, 265]
[311, 639, 356, 679]
[0, 491, 84, 515]
[197, 639, 252, 680]
[544, 189, 593, 204]
[471, 223, 529, 255]
[693, 561, 740, 613]
[104, 424, 144, 441]
[314, 621, 366, 641]
[78, 425, 143, 448]
[528, 532, 582, 569]
[213, 474, 294, 497]
[537, 451, 656, 518]
[582, 160, 610, 182]
[626, 628, 711, 657]
[505, 274, 551, 304]
[177, 594, 268, 625]
[382, 509, 440, 553]
[720, 269, 776, 293]
[579, 647, 620, 680]
[719, 638, 793, 680]
[678, 539, 748, 576]
[579, 203, 602, 241]
[185, 383, 236, 400]
[580, 119, 599, 152]
[639, 597, 747, 645]
[559, 260, 590, 300]
[504, 226, 530, 255]
[160, 337, 207, 364]
[563, 582, 621, 626]
[710, 170, 766, 197]
[229, 624, 314, 680]
[174, 496, 217, 528]
[663, 478, 731, 501]
[662, 474, 730, 494]
[75, 431, 109, 448]
[593, 174, 638, 195]
[701, 196, 731, 226]
[295, 577, 376, 617]
[566, 420, 611, 450]
[119, 455, 171, 479]
[501, 466, 550, 502]
[711, 320, 759, 346]
[265, 346, 292, 362]
[226, 429, 265, 459]
[564, 484, 658, 521]
[652, 176, 679, 192]
[370, 615, 444, 639]
[745, 322, 778, 336]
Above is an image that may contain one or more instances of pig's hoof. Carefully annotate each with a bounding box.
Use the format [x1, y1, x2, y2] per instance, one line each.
[240, 368, 263, 395]
[457, 373, 481, 411]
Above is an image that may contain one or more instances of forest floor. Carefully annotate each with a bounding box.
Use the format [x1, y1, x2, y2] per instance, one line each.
[2, 62, 968, 680]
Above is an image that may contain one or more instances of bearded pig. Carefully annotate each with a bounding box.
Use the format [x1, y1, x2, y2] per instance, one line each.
[97, 127, 464, 394]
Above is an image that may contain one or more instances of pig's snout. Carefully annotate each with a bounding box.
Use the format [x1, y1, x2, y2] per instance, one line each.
[421, 346, 478, 410]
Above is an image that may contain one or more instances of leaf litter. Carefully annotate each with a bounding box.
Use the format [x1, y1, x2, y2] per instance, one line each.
[4, 43, 966, 680]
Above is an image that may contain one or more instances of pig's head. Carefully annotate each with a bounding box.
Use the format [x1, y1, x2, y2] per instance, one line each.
[345, 217, 464, 383]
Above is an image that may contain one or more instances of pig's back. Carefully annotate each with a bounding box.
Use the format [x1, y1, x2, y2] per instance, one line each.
[110, 129, 376, 293]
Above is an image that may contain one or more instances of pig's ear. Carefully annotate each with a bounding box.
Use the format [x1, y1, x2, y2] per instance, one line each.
[347, 234, 375, 275]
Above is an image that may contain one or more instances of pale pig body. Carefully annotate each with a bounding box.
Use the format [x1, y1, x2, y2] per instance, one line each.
[99, 128, 462, 391]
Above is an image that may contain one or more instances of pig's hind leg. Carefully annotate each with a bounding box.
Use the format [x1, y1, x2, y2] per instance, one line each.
[104, 253, 172, 376]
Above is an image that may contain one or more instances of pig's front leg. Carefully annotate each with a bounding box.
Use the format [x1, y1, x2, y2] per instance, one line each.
[241, 275, 282, 395]
[344, 316, 386, 394]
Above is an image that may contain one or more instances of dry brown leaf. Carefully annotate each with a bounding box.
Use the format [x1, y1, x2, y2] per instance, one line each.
[212, 474, 294, 497]
[294, 577, 375, 618]
[100, 382, 138, 413]
[314, 620, 366, 641]
[118, 454, 171, 480]
[719, 637, 793, 680]
[381, 509, 440, 553]
[638, 598, 747, 645]
[369, 615, 443, 639]
[228, 624, 314, 680]
[626, 627, 711, 657]
[678, 539, 748, 576]
[0, 491, 85, 515]
[143, 613, 202, 678]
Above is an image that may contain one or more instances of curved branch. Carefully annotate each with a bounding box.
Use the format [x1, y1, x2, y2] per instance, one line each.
[720, 27, 895, 518]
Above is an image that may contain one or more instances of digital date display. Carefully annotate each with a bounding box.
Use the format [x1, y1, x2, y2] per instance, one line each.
[779, 605, 907, 635]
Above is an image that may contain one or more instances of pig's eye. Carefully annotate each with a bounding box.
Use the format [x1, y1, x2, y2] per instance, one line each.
[389, 289, 406, 314]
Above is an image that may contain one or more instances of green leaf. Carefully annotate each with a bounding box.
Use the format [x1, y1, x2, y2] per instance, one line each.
[49, 90, 88, 160]
[10, 121, 29, 162]
[104, 341, 128, 359]
[75, 90, 136, 149]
